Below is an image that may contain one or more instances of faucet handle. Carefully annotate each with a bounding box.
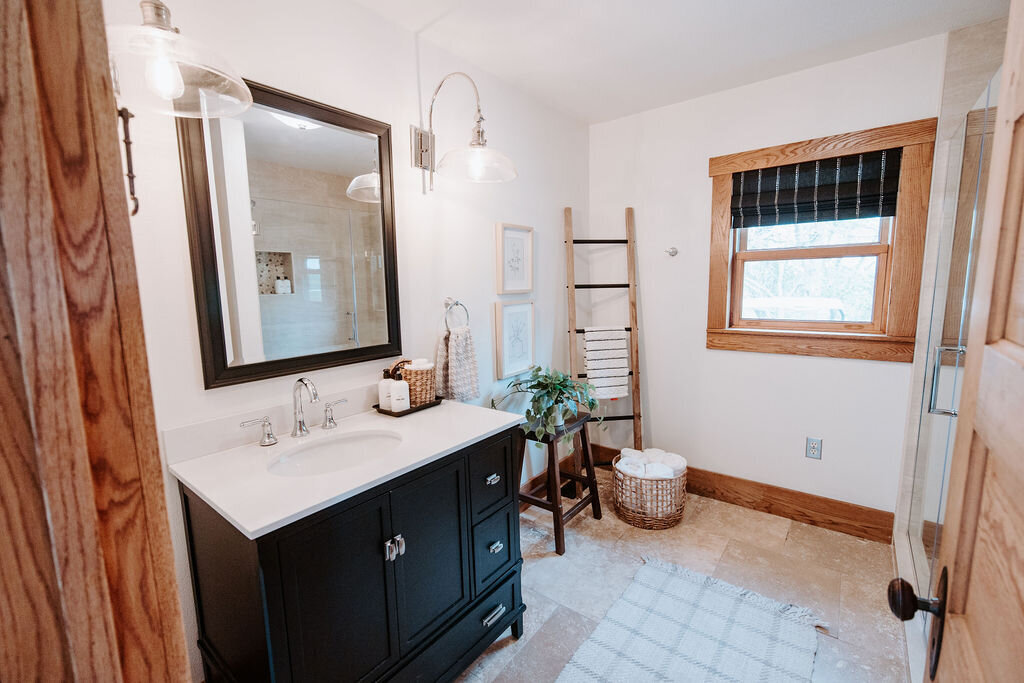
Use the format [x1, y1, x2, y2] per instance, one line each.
[240, 416, 278, 446]
[322, 399, 348, 430]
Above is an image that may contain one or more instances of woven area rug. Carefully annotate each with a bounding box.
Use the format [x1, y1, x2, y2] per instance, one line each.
[557, 561, 823, 682]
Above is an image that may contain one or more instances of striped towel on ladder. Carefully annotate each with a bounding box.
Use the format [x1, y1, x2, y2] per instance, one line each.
[583, 327, 629, 399]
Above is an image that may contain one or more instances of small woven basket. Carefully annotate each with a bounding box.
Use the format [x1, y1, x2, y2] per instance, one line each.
[612, 454, 687, 529]
[389, 359, 436, 408]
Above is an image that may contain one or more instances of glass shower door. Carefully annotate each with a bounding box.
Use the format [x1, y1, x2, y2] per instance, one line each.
[904, 74, 997, 608]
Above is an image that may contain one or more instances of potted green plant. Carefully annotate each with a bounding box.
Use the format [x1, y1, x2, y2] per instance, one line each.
[491, 366, 599, 445]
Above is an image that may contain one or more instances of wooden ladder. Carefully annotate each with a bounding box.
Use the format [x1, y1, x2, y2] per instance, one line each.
[564, 206, 642, 455]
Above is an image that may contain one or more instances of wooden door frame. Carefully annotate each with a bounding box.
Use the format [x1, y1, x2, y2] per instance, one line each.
[0, 0, 189, 679]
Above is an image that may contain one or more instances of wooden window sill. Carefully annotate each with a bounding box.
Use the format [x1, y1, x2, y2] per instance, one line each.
[706, 328, 914, 362]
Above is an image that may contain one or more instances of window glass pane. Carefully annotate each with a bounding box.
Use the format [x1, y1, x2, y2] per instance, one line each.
[741, 256, 878, 322]
[742, 217, 884, 250]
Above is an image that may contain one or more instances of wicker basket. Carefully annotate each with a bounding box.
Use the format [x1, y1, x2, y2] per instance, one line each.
[612, 454, 687, 529]
[389, 359, 436, 408]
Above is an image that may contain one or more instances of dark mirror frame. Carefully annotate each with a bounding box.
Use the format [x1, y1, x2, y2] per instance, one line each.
[177, 80, 402, 389]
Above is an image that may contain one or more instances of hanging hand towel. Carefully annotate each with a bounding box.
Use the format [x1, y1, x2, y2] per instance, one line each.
[435, 325, 479, 401]
[585, 367, 630, 379]
[585, 358, 629, 370]
[584, 339, 628, 352]
[583, 327, 629, 341]
[585, 349, 629, 361]
[592, 384, 629, 399]
[589, 377, 629, 388]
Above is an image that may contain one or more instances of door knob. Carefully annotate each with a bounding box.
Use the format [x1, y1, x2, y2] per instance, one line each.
[888, 576, 943, 620]
[887, 567, 947, 679]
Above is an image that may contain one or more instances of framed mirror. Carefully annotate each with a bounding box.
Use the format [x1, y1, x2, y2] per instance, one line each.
[178, 81, 401, 388]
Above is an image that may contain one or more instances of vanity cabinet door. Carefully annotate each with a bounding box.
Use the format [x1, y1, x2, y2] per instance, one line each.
[277, 494, 400, 683]
[390, 459, 472, 653]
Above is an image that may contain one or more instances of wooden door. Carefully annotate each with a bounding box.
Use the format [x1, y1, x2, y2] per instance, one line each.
[277, 494, 401, 682]
[391, 459, 472, 653]
[933, 0, 1024, 679]
[0, 0, 188, 679]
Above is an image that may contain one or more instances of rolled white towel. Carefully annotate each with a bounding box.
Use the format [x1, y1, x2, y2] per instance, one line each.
[617, 455, 644, 468]
[642, 462, 674, 480]
[662, 453, 687, 476]
[615, 460, 646, 479]
[644, 448, 666, 458]
[619, 448, 643, 460]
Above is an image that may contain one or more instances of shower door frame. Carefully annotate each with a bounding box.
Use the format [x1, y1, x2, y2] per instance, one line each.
[891, 17, 1007, 683]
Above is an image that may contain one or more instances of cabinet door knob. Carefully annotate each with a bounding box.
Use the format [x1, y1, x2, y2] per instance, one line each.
[482, 603, 506, 628]
[384, 539, 397, 562]
[395, 534, 406, 556]
[485, 473, 501, 486]
[488, 540, 504, 554]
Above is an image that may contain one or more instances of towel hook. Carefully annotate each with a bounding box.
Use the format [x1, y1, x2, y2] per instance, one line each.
[443, 297, 470, 330]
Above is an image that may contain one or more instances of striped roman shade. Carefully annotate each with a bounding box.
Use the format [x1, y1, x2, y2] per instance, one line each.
[730, 147, 902, 228]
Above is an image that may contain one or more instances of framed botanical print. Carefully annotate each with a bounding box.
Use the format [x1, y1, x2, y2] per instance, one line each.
[494, 300, 534, 379]
[495, 223, 533, 294]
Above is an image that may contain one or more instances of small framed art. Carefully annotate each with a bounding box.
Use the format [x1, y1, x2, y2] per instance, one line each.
[494, 300, 534, 379]
[495, 223, 533, 294]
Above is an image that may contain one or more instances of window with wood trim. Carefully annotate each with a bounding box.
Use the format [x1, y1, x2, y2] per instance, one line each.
[706, 119, 936, 362]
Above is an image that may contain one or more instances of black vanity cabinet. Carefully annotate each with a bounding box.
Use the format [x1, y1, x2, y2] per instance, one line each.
[181, 429, 524, 683]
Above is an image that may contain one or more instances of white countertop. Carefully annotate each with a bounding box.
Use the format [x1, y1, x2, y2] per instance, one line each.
[169, 401, 524, 540]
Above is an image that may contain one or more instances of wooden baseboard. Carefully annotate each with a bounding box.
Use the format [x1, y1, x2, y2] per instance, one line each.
[591, 444, 893, 543]
[921, 519, 942, 555]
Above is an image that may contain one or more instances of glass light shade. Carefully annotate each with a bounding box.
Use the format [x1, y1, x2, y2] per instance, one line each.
[346, 172, 381, 203]
[107, 25, 252, 118]
[436, 145, 517, 183]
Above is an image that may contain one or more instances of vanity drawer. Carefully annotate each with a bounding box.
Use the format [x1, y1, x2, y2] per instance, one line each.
[472, 504, 517, 593]
[468, 437, 513, 520]
[392, 569, 520, 683]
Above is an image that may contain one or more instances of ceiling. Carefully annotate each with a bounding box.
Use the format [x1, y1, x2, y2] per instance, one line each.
[354, 0, 1009, 123]
[240, 104, 378, 178]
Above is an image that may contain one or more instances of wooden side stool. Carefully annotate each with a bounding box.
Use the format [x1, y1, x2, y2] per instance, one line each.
[516, 413, 602, 555]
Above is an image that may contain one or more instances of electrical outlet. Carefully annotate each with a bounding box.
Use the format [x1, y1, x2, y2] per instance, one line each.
[806, 437, 822, 460]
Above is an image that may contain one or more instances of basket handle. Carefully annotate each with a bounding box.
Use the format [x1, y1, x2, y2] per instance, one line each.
[388, 358, 411, 378]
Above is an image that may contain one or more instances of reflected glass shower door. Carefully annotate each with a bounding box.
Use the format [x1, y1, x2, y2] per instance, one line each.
[904, 74, 998, 608]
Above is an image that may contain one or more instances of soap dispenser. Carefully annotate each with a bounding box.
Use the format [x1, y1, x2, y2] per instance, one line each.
[390, 370, 410, 412]
[378, 369, 394, 410]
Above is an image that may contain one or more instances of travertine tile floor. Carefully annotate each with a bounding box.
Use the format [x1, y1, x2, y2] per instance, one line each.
[459, 469, 907, 683]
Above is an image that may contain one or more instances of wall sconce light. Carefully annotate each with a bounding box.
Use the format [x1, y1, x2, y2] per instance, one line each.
[106, 0, 253, 215]
[411, 72, 517, 191]
[107, 0, 252, 119]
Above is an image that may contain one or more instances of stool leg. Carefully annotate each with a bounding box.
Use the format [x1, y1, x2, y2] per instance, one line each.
[546, 441, 566, 555]
[580, 425, 602, 520]
[568, 433, 582, 498]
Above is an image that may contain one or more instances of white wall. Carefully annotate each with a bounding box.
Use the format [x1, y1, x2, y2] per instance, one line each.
[586, 35, 947, 512]
[102, 0, 587, 678]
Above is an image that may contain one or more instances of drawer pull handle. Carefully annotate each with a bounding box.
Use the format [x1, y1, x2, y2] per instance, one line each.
[384, 539, 397, 562]
[485, 473, 501, 486]
[488, 541, 504, 554]
[482, 603, 506, 628]
[395, 534, 406, 556]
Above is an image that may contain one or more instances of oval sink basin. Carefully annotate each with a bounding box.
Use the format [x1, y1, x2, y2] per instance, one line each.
[268, 430, 402, 477]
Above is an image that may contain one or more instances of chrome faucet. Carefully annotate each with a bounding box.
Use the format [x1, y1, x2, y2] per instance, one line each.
[291, 377, 320, 437]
